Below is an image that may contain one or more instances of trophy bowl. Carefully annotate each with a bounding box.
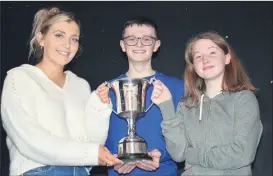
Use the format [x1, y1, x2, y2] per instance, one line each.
[108, 77, 155, 163]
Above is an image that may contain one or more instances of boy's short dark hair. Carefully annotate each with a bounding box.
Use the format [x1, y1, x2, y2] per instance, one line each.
[122, 16, 159, 39]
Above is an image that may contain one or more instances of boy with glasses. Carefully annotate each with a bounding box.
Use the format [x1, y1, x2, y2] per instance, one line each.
[105, 17, 184, 176]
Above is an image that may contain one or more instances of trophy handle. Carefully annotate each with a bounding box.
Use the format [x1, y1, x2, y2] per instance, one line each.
[112, 107, 118, 115]
[105, 81, 118, 115]
[144, 76, 157, 113]
[148, 76, 157, 84]
[145, 103, 154, 113]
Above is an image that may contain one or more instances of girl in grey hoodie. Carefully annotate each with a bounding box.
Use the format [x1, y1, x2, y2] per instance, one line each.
[151, 32, 263, 176]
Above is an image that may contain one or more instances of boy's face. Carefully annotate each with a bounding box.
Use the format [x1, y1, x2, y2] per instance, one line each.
[120, 24, 161, 63]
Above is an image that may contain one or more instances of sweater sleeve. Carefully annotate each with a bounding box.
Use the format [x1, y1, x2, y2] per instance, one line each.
[159, 100, 189, 162]
[1, 70, 101, 166]
[84, 90, 113, 145]
[158, 80, 184, 163]
[186, 91, 263, 170]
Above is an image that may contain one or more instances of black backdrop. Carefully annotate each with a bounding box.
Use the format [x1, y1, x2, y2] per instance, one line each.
[1, 2, 272, 176]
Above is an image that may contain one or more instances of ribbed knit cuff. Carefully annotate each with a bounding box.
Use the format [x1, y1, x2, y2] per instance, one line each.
[158, 100, 176, 120]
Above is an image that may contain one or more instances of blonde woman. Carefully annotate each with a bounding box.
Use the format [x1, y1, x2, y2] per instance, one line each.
[1, 7, 122, 176]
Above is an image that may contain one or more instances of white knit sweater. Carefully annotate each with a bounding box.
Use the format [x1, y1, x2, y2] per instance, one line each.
[1, 64, 112, 175]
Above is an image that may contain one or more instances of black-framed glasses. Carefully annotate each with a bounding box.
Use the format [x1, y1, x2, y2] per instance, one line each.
[122, 36, 157, 46]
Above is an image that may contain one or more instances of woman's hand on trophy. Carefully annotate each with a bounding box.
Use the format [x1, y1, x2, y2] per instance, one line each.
[96, 82, 110, 104]
[98, 145, 123, 167]
[114, 161, 136, 174]
[151, 80, 172, 105]
[136, 149, 161, 171]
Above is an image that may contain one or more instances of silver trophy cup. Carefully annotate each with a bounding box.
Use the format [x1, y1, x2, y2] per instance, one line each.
[108, 77, 155, 163]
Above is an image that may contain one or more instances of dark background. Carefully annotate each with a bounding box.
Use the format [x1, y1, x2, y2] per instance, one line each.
[1, 2, 272, 176]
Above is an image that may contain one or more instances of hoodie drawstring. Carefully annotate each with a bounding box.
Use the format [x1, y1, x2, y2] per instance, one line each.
[199, 91, 223, 122]
[199, 94, 205, 122]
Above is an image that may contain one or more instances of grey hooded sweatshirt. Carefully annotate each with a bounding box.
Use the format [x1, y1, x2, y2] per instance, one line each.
[159, 90, 263, 176]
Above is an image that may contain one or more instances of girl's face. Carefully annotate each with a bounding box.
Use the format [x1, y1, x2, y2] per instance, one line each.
[192, 39, 230, 82]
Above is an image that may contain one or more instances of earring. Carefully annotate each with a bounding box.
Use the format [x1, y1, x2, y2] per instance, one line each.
[38, 45, 44, 58]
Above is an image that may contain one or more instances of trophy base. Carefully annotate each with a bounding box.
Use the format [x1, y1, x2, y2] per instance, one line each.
[118, 153, 152, 164]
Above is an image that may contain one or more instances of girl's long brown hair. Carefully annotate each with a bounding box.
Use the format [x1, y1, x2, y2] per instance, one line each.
[183, 31, 256, 107]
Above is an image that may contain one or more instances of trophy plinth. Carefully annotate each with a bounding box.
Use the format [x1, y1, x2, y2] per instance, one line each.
[109, 77, 155, 163]
[117, 116, 152, 163]
[118, 135, 152, 163]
